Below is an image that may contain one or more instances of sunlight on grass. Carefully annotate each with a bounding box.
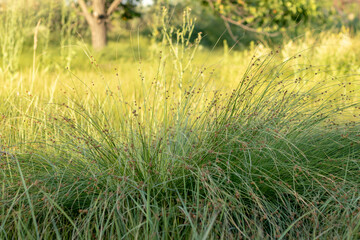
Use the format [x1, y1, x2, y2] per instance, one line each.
[0, 5, 360, 240]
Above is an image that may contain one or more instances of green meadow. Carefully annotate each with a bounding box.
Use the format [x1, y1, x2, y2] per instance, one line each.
[1, 1, 360, 239]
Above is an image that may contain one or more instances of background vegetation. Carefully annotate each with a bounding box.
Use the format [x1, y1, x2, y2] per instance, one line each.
[0, 0, 359, 239]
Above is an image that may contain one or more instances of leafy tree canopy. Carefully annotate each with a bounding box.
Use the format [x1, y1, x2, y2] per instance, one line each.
[203, 0, 319, 37]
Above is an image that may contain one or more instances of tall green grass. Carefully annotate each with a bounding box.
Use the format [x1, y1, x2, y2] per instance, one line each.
[1, 7, 360, 240]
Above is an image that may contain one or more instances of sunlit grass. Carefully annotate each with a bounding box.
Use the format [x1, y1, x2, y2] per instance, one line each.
[1, 8, 360, 239]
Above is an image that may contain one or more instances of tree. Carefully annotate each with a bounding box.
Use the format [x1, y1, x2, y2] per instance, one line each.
[77, 0, 140, 50]
[203, 0, 319, 41]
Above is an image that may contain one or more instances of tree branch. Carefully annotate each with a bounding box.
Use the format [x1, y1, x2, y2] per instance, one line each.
[220, 15, 279, 37]
[78, 0, 94, 25]
[107, 0, 123, 16]
[206, 0, 279, 37]
[223, 18, 237, 42]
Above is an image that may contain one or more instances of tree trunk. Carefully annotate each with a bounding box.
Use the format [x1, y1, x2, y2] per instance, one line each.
[78, 0, 123, 50]
[91, 0, 107, 50]
[91, 21, 107, 50]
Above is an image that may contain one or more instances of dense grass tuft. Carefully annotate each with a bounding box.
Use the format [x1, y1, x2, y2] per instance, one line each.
[1, 8, 360, 240]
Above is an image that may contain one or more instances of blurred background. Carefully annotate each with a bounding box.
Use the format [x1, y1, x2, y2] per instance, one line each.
[0, 0, 359, 73]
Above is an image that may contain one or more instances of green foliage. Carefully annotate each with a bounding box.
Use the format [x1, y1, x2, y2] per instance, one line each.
[81, 0, 142, 20]
[203, 0, 319, 34]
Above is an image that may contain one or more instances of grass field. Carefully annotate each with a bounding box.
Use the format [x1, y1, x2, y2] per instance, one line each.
[1, 7, 360, 239]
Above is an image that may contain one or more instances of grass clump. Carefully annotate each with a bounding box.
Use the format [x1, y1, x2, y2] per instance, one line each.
[1, 9, 360, 240]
